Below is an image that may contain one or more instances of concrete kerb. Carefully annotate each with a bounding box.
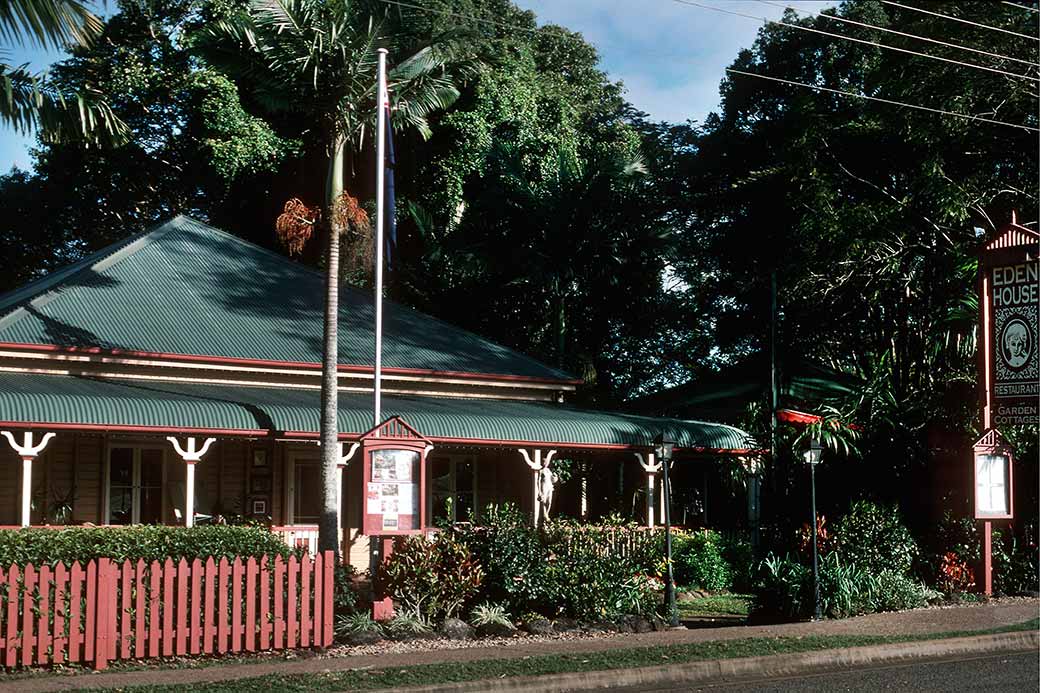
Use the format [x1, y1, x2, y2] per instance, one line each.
[379, 631, 1040, 693]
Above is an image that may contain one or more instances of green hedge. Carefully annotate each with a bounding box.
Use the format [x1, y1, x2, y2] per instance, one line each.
[0, 525, 293, 566]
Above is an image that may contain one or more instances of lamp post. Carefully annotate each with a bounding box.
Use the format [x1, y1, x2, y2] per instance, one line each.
[803, 438, 823, 621]
[654, 433, 678, 627]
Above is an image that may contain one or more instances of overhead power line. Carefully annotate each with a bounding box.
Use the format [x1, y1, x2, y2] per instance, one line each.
[1002, 1, 1040, 13]
[754, 0, 1039, 68]
[881, 1, 1040, 42]
[725, 68, 1038, 132]
[669, 0, 1039, 82]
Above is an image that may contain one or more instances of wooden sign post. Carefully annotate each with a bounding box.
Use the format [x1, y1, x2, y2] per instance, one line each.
[358, 417, 432, 619]
[976, 213, 1038, 594]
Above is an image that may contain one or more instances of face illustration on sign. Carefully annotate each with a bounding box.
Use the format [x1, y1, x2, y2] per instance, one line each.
[1001, 318, 1031, 369]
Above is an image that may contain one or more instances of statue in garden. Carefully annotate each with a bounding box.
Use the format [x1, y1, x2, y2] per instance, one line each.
[536, 464, 559, 520]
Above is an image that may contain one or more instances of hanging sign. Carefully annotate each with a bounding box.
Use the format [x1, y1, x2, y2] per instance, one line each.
[979, 217, 1039, 427]
[359, 417, 431, 535]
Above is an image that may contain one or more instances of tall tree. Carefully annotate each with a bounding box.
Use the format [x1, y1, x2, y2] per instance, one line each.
[199, 0, 461, 554]
[677, 0, 1038, 510]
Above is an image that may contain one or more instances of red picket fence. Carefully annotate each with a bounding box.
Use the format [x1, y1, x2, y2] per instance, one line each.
[0, 551, 334, 670]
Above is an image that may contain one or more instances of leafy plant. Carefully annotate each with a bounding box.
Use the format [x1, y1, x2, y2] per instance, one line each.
[335, 612, 382, 638]
[749, 553, 811, 622]
[832, 501, 918, 576]
[385, 610, 433, 638]
[469, 603, 512, 628]
[383, 533, 483, 621]
[818, 553, 878, 619]
[937, 552, 975, 594]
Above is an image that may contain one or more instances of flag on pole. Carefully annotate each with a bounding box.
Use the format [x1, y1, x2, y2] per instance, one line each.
[380, 78, 397, 270]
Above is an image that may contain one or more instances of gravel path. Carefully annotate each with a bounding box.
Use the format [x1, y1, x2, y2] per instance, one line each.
[1, 598, 1036, 692]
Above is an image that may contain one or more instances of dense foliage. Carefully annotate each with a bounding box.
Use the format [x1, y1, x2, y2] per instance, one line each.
[383, 533, 483, 620]
[0, 525, 292, 566]
[450, 504, 661, 620]
[672, 530, 731, 593]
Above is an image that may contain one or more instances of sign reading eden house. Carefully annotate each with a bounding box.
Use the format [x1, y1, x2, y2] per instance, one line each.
[980, 218, 1040, 427]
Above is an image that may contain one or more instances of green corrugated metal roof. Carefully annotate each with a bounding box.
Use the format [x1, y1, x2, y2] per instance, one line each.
[0, 373, 754, 450]
[0, 216, 573, 382]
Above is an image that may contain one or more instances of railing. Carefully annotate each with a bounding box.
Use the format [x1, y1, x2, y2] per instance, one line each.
[543, 525, 665, 562]
[272, 525, 320, 557]
[0, 552, 335, 670]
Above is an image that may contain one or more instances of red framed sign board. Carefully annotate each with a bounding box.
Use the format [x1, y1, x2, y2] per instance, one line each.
[973, 429, 1014, 521]
[359, 417, 431, 535]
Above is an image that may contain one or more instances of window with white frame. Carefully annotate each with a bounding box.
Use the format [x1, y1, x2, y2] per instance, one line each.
[430, 455, 477, 524]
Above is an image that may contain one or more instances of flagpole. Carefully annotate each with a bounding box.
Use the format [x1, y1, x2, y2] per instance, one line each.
[374, 47, 387, 429]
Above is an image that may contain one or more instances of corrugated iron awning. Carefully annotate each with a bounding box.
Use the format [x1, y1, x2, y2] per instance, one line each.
[0, 373, 756, 453]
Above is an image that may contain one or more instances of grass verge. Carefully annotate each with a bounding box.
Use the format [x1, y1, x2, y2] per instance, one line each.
[678, 593, 751, 618]
[78, 618, 1038, 693]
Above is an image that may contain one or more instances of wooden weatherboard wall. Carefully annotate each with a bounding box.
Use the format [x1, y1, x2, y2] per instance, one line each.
[0, 551, 334, 670]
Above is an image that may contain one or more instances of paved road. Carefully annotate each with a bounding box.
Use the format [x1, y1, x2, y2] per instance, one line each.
[603, 650, 1039, 692]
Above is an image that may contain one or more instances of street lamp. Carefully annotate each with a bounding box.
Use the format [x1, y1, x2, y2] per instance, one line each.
[803, 438, 823, 621]
[654, 433, 678, 627]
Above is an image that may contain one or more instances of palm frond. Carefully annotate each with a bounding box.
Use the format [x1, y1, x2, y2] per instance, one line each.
[0, 0, 101, 49]
[0, 62, 128, 145]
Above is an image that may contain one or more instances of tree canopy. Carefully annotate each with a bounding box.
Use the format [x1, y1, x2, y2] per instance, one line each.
[1, 0, 1037, 514]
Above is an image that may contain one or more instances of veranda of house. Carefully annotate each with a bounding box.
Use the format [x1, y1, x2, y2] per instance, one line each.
[0, 216, 757, 573]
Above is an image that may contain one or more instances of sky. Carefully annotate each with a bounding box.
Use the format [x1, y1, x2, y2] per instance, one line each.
[0, 0, 832, 171]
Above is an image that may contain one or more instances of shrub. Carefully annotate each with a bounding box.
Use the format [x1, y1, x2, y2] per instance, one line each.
[452, 504, 548, 613]
[332, 563, 358, 617]
[832, 501, 918, 576]
[992, 528, 1039, 596]
[0, 525, 291, 566]
[873, 570, 932, 612]
[672, 530, 730, 592]
[720, 533, 755, 593]
[383, 533, 483, 621]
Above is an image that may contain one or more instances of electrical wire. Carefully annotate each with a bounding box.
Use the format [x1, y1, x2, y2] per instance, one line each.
[881, 1, 1039, 42]
[725, 68, 1038, 132]
[754, 0, 1039, 68]
[669, 0, 1039, 82]
[1002, 1, 1040, 13]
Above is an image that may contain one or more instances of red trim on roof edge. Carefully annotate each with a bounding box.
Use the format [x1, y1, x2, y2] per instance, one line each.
[0, 342, 583, 386]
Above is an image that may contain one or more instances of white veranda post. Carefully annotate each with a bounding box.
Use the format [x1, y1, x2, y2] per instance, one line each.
[634, 451, 663, 528]
[519, 449, 557, 527]
[2, 431, 56, 527]
[166, 437, 216, 527]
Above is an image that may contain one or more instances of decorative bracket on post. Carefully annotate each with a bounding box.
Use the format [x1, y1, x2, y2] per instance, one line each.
[634, 451, 663, 528]
[166, 437, 217, 528]
[337, 442, 360, 468]
[2, 431, 56, 527]
[519, 448, 557, 527]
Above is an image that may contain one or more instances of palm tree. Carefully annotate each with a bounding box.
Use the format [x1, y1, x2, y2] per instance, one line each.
[200, 0, 460, 555]
[0, 0, 126, 142]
